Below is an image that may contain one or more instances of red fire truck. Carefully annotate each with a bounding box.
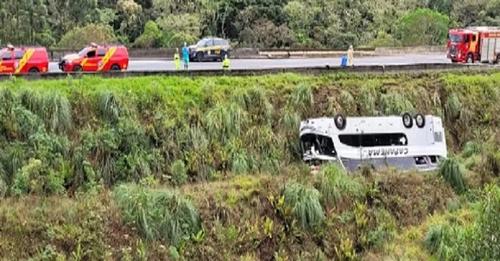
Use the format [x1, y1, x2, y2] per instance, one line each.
[447, 27, 500, 63]
[59, 43, 129, 72]
[0, 45, 49, 74]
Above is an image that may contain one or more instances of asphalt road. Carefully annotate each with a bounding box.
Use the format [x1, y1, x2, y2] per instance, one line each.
[48, 53, 450, 72]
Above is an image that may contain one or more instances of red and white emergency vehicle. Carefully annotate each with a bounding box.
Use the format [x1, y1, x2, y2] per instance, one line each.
[447, 27, 500, 63]
[59, 43, 129, 72]
[0, 45, 49, 74]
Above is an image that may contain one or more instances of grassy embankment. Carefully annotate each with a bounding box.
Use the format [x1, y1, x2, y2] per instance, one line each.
[0, 72, 498, 260]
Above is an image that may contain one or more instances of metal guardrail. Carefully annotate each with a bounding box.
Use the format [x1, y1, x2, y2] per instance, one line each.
[0, 63, 496, 81]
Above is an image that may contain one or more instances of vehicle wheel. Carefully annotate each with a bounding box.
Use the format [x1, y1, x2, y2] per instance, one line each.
[220, 51, 227, 62]
[415, 113, 425, 128]
[467, 53, 474, 64]
[334, 114, 347, 130]
[73, 65, 83, 72]
[494, 54, 500, 64]
[28, 67, 40, 74]
[402, 113, 413, 128]
[196, 52, 204, 62]
[110, 64, 121, 71]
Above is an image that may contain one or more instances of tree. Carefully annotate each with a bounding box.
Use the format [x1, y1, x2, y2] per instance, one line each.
[58, 24, 118, 49]
[157, 13, 201, 47]
[396, 8, 450, 46]
[133, 20, 163, 48]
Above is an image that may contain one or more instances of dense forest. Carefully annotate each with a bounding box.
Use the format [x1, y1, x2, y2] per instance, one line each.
[0, 0, 499, 49]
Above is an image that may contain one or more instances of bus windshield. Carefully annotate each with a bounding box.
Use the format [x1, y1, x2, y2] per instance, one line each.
[449, 34, 463, 43]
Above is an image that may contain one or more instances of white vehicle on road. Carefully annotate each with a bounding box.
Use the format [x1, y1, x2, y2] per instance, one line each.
[299, 113, 447, 172]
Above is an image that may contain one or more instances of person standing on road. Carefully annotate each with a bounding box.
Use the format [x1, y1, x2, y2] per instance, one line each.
[222, 54, 230, 70]
[347, 45, 354, 67]
[182, 43, 189, 70]
[174, 48, 181, 70]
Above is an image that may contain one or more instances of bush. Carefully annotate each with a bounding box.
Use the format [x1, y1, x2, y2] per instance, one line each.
[314, 164, 363, 209]
[438, 157, 466, 194]
[282, 182, 324, 230]
[170, 160, 188, 186]
[113, 184, 201, 246]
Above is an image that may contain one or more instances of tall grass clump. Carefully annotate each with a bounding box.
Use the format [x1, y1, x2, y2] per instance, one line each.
[170, 160, 188, 186]
[444, 93, 461, 121]
[19, 90, 72, 134]
[42, 92, 72, 134]
[289, 84, 313, 116]
[113, 184, 201, 246]
[314, 164, 363, 209]
[204, 102, 247, 143]
[98, 92, 121, 123]
[236, 87, 273, 125]
[439, 157, 466, 194]
[282, 182, 324, 230]
[379, 92, 414, 115]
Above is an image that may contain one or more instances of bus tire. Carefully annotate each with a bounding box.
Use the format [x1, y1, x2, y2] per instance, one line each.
[334, 114, 347, 130]
[111, 64, 121, 71]
[415, 113, 425, 128]
[467, 53, 474, 64]
[402, 113, 413, 128]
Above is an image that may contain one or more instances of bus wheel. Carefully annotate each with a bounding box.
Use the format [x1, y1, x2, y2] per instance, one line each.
[111, 64, 121, 71]
[415, 113, 425, 128]
[28, 67, 40, 74]
[402, 113, 413, 128]
[467, 53, 474, 64]
[334, 114, 346, 130]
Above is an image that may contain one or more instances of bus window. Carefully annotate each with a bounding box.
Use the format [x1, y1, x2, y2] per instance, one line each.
[301, 134, 336, 156]
[339, 133, 408, 147]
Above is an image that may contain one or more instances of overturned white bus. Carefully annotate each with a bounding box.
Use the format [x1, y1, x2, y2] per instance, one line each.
[299, 113, 447, 172]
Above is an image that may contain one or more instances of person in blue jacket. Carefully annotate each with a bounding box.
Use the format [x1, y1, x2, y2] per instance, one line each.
[182, 42, 190, 70]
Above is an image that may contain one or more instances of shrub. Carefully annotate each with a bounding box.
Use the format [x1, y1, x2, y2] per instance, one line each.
[113, 184, 201, 246]
[282, 182, 324, 230]
[170, 160, 188, 186]
[315, 164, 363, 209]
[438, 157, 466, 194]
